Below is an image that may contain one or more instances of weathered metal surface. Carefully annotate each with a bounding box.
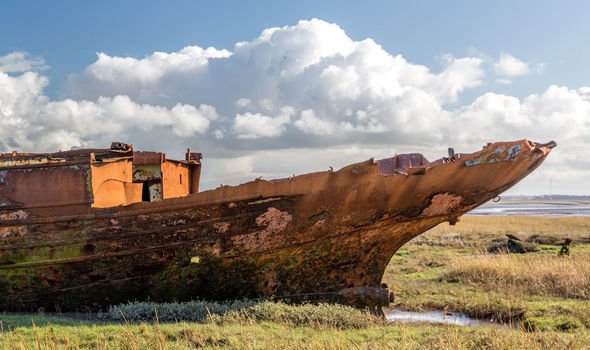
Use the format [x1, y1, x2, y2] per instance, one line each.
[377, 153, 430, 175]
[133, 151, 164, 165]
[133, 164, 162, 181]
[147, 183, 163, 202]
[0, 164, 92, 210]
[0, 139, 555, 311]
[0, 145, 136, 212]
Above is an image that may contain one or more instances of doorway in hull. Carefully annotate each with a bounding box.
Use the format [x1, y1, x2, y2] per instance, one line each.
[140, 180, 163, 202]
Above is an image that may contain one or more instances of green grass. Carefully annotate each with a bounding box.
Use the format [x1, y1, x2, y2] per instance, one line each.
[0, 316, 588, 349]
[0, 313, 95, 329]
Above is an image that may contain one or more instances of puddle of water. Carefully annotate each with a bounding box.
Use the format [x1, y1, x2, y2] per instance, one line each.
[384, 308, 492, 327]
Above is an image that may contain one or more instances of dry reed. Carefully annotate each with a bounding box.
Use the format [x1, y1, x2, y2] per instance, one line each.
[431, 216, 590, 238]
[445, 254, 590, 299]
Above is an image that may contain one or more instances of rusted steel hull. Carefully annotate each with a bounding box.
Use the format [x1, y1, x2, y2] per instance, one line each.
[0, 140, 555, 311]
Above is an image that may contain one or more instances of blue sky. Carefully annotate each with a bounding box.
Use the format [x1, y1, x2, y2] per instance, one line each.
[1, 1, 589, 194]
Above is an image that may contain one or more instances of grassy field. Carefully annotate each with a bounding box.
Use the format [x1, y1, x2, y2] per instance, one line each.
[383, 216, 590, 331]
[0, 316, 586, 349]
[1, 215, 590, 349]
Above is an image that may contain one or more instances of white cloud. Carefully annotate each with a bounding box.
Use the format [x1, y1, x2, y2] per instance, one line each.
[494, 53, 530, 77]
[294, 109, 335, 135]
[233, 18, 356, 77]
[235, 98, 251, 108]
[212, 129, 224, 139]
[169, 103, 217, 137]
[0, 52, 46, 73]
[578, 87, 590, 100]
[429, 55, 484, 103]
[493, 52, 543, 80]
[1, 19, 588, 194]
[88, 46, 231, 85]
[451, 85, 590, 145]
[0, 70, 218, 152]
[233, 106, 293, 139]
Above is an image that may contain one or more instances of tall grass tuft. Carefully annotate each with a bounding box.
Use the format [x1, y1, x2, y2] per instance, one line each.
[101, 300, 383, 329]
[218, 301, 384, 329]
[101, 299, 257, 323]
[444, 254, 590, 299]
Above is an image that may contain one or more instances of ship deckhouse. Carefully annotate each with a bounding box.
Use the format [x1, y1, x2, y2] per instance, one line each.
[0, 142, 202, 211]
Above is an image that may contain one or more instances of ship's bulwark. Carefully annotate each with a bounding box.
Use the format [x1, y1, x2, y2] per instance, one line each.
[0, 140, 555, 311]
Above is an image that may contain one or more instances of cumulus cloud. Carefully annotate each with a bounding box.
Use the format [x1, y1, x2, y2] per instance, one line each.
[493, 53, 544, 84]
[65, 19, 488, 153]
[88, 47, 230, 84]
[0, 51, 46, 73]
[294, 110, 335, 135]
[452, 86, 590, 144]
[0, 19, 588, 194]
[494, 53, 530, 77]
[0, 70, 218, 151]
[233, 106, 293, 139]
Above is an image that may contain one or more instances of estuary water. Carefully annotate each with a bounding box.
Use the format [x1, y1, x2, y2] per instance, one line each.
[469, 201, 590, 217]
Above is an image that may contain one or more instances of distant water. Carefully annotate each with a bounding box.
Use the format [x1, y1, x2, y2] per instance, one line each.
[469, 202, 590, 217]
[385, 308, 491, 327]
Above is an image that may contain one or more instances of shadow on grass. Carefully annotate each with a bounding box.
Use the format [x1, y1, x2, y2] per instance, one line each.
[0, 312, 106, 331]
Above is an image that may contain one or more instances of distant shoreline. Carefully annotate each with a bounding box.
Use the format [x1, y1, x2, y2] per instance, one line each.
[470, 197, 590, 217]
[501, 195, 590, 201]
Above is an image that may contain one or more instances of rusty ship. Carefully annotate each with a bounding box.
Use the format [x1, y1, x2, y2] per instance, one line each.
[0, 139, 555, 311]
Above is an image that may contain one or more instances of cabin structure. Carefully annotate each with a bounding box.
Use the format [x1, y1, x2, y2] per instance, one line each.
[133, 149, 202, 203]
[0, 142, 202, 212]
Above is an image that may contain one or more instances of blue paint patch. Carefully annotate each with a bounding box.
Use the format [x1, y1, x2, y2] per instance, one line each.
[465, 143, 523, 167]
[504, 145, 521, 161]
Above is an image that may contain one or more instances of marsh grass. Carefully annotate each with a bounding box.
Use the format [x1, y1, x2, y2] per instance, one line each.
[428, 216, 590, 242]
[410, 216, 590, 251]
[0, 319, 588, 349]
[444, 253, 590, 299]
[382, 216, 590, 331]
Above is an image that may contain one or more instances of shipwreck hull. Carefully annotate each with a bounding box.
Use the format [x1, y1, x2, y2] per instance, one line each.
[0, 140, 555, 311]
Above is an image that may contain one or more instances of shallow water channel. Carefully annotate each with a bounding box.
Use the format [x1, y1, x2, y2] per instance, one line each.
[384, 308, 494, 327]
